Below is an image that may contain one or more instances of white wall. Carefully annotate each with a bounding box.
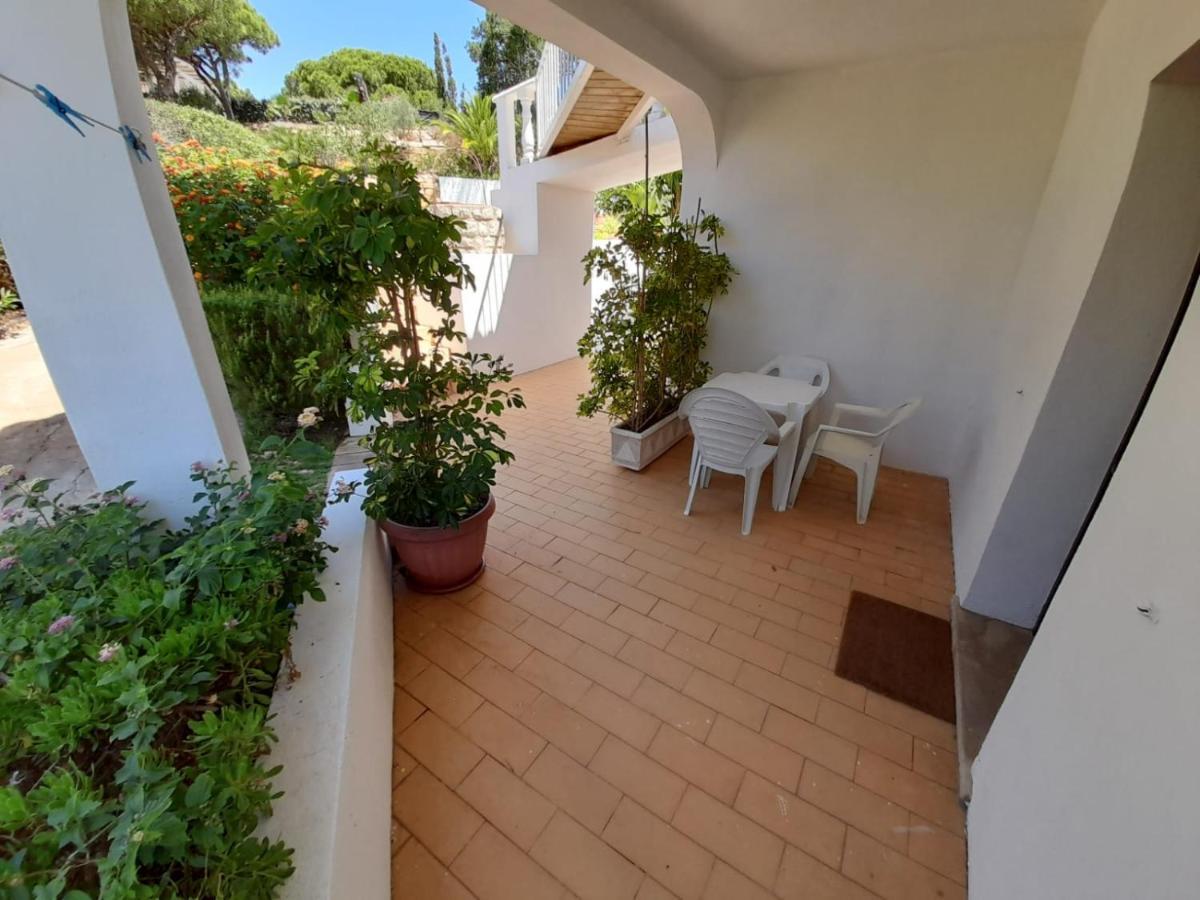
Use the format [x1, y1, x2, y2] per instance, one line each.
[968, 275, 1200, 898]
[695, 39, 1083, 476]
[0, 0, 247, 523]
[459, 183, 595, 374]
[950, 0, 1200, 601]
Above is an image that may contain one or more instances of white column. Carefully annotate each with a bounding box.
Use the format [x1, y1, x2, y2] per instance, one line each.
[495, 92, 518, 171]
[519, 96, 536, 162]
[0, 0, 248, 523]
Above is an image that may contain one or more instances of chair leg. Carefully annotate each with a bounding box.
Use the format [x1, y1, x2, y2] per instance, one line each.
[856, 455, 880, 524]
[702, 466, 713, 489]
[789, 437, 818, 508]
[684, 468, 701, 516]
[741, 466, 764, 535]
[689, 442, 700, 485]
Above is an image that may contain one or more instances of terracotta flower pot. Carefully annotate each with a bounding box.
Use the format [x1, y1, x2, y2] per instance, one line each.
[378, 494, 496, 594]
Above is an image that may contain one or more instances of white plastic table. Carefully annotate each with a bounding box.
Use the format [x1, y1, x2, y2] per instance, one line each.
[701, 371, 824, 509]
[705, 371, 823, 421]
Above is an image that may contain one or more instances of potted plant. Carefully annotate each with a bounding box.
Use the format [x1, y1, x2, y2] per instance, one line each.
[251, 148, 523, 592]
[579, 202, 735, 470]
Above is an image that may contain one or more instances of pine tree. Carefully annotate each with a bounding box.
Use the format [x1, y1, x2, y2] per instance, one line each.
[433, 32, 447, 104]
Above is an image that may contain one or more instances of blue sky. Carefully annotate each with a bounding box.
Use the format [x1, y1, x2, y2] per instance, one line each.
[237, 0, 485, 99]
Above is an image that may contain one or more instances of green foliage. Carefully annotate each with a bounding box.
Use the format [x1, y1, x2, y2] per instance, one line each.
[202, 287, 344, 437]
[0, 241, 15, 296]
[0, 441, 331, 897]
[127, 0, 277, 111]
[339, 96, 419, 135]
[468, 12, 544, 95]
[147, 99, 270, 158]
[160, 140, 284, 284]
[0, 289, 17, 313]
[578, 206, 736, 432]
[264, 94, 343, 124]
[437, 95, 499, 178]
[250, 149, 524, 527]
[177, 85, 222, 113]
[283, 49, 435, 101]
[596, 171, 683, 219]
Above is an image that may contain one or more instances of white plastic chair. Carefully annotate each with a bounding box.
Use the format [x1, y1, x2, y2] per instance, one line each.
[680, 388, 800, 535]
[789, 397, 922, 524]
[756, 355, 831, 398]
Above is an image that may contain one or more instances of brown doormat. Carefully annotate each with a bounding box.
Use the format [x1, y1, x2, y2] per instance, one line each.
[835, 592, 956, 723]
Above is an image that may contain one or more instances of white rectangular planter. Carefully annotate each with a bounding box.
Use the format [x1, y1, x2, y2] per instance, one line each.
[610, 411, 690, 471]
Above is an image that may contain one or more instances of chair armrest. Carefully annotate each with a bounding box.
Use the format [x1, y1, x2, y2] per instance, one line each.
[828, 402, 891, 432]
[814, 422, 884, 440]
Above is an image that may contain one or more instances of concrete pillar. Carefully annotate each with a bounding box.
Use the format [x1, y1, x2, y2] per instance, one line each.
[495, 92, 519, 171]
[0, 0, 248, 523]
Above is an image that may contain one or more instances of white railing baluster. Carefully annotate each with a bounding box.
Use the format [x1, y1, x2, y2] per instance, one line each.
[533, 42, 581, 158]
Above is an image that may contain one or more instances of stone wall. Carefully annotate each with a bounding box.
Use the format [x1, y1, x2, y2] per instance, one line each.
[420, 176, 504, 252]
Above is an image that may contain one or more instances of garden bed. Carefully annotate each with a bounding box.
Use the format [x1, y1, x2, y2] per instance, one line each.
[0, 440, 334, 897]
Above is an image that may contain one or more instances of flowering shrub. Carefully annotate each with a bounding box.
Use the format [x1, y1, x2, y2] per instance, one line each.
[160, 138, 288, 286]
[0, 437, 332, 897]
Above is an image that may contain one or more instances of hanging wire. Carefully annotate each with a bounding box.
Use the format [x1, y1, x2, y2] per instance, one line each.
[0, 70, 152, 162]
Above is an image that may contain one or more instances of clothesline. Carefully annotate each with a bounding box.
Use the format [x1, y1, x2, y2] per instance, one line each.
[0, 70, 152, 163]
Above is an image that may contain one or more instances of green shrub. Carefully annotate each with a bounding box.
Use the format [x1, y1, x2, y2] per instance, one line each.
[0, 441, 332, 897]
[176, 85, 222, 114]
[339, 96, 419, 135]
[260, 124, 363, 167]
[146, 99, 270, 159]
[264, 94, 343, 124]
[202, 287, 343, 436]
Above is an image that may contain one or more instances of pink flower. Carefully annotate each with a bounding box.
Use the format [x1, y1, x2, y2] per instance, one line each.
[190, 461, 207, 473]
[98, 642, 121, 662]
[317, 515, 329, 529]
[123, 495, 141, 508]
[0, 556, 18, 571]
[0, 510, 16, 523]
[47, 614, 75, 635]
[271, 532, 288, 543]
[223, 617, 239, 630]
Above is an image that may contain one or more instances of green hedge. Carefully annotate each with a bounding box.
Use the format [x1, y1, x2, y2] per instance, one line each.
[202, 287, 343, 436]
[146, 99, 271, 159]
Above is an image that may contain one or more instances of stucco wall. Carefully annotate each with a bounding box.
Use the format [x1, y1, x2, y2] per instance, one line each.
[950, 1, 1200, 603]
[459, 183, 594, 375]
[695, 39, 1083, 476]
[969, 280, 1200, 899]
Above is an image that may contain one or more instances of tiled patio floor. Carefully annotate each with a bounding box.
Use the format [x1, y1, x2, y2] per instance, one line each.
[390, 358, 965, 900]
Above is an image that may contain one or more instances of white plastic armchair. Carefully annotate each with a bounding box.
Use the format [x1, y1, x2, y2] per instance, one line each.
[789, 397, 922, 523]
[756, 355, 831, 399]
[680, 387, 801, 535]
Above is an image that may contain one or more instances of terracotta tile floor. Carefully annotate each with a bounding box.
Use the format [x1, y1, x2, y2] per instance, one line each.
[390, 358, 965, 900]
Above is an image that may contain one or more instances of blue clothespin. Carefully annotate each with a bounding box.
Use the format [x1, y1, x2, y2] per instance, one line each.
[33, 83, 92, 136]
[120, 125, 152, 163]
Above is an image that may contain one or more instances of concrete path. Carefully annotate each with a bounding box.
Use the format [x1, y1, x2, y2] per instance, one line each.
[0, 320, 95, 507]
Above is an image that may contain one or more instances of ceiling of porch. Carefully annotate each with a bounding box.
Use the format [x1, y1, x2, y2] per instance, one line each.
[628, 0, 1106, 79]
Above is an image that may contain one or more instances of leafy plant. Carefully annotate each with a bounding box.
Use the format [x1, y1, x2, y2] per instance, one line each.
[158, 138, 287, 284]
[0, 289, 17, 314]
[263, 94, 343, 124]
[597, 171, 683, 220]
[250, 149, 524, 527]
[437, 95, 499, 178]
[202, 287, 343, 437]
[578, 204, 735, 432]
[0, 435, 331, 897]
[147, 99, 271, 159]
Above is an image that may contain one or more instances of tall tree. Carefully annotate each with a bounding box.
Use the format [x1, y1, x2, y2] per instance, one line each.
[127, 0, 276, 107]
[445, 54, 457, 112]
[467, 12, 543, 96]
[284, 49, 436, 105]
[185, 0, 277, 118]
[433, 33, 447, 105]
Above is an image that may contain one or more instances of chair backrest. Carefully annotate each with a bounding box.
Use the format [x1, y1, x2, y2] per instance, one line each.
[759, 355, 831, 396]
[680, 388, 779, 469]
[853, 397, 923, 450]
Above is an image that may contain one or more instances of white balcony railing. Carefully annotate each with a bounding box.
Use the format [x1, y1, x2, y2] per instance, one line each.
[533, 42, 582, 157]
